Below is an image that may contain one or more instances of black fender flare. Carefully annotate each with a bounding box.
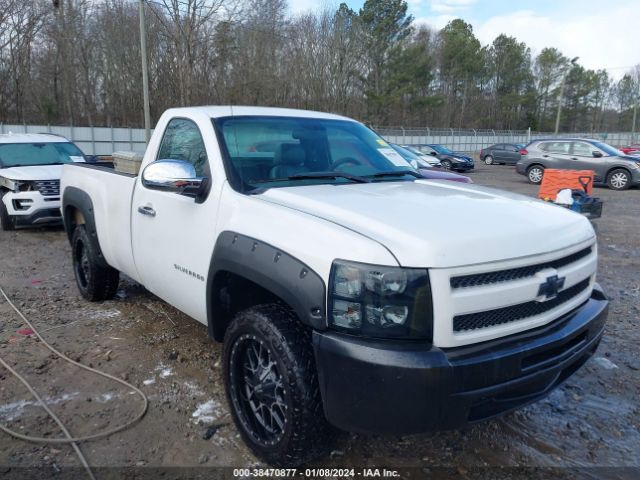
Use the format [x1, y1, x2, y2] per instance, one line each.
[206, 231, 326, 340]
[61, 186, 110, 269]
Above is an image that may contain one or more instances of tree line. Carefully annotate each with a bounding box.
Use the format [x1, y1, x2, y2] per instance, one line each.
[1, 0, 639, 133]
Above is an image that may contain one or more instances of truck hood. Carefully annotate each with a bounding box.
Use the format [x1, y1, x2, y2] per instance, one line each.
[256, 181, 595, 268]
[0, 165, 64, 181]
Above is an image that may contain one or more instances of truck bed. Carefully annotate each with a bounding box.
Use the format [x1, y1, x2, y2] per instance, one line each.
[61, 163, 140, 282]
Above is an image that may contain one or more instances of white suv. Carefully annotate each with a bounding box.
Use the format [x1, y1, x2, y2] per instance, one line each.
[0, 133, 86, 230]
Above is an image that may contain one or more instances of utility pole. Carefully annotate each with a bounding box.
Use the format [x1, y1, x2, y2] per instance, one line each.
[139, 0, 151, 143]
[554, 56, 579, 135]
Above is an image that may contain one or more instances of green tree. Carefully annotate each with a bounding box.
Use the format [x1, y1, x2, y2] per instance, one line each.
[488, 34, 534, 129]
[438, 19, 483, 127]
[357, 0, 414, 123]
[534, 48, 567, 131]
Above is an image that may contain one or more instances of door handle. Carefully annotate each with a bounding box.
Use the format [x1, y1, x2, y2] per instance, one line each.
[542, 154, 549, 158]
[137, 205, 156, 217]
[571, 157, 578, 160]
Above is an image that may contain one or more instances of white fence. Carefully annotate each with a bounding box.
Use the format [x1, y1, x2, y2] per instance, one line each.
[1, 123, 637, 156]
[376, 127, 639, 154]
[0, 123, 151, 155]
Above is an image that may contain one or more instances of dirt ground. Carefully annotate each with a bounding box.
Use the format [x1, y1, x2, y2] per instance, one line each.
[0, 164, 638, 479]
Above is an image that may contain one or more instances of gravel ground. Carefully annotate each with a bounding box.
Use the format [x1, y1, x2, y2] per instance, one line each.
[0, 164, 638, 479]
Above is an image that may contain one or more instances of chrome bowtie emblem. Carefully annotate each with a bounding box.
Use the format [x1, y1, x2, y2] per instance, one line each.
[538, 275, 566, 300]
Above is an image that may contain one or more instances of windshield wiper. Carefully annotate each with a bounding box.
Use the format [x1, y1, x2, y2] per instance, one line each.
[288, 172, 370, 183]
[253, 172, 370, 184]
[367, 170, 422, 179]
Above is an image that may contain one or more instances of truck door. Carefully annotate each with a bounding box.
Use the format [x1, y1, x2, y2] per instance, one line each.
[131, 117, 216, 324]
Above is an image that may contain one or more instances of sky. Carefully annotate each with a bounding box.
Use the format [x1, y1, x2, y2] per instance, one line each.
[287, 0, 640, 79]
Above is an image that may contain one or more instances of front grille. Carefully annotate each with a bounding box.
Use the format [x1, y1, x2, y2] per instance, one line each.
[450, 247, 592, 289]
[453, 278, 591, 332]
[33, 180, 60, 197]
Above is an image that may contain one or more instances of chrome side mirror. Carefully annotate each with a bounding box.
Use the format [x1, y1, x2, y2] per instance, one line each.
[142, 159, 205, 198]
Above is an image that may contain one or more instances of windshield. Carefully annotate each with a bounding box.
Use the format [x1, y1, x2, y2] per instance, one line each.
[592, 141, 625, 157]
[0, 142, 85, 168]
[430, 144, 453, 155]
[215, 116, 418, 192]
[402, 145, 426, 156]
[390, 144, 430, 168]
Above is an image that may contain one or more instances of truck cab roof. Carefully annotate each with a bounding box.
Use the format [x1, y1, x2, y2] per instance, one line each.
[162, 105, 354, 121]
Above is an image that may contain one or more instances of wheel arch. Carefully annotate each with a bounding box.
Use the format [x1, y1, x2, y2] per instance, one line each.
[605, 166, 632, 181]
[526, 162, 545, 171]
[62, 187, 110, 269]
[206, 231, 327, 342]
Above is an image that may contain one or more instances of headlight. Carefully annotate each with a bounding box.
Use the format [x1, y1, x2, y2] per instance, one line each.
[12, 181, 32, 193]
[329, 260, 432, 340]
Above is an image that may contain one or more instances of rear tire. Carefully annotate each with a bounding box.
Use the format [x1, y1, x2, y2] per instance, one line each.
[527, 165, 544, 184]
[223, 304, 333, 466]
[72, 226, 119, 301]
[607, 169, 631, 190]
[0, 191, 15, 231]
[441, 159, 452, 170]
[484, 155, 494, 165]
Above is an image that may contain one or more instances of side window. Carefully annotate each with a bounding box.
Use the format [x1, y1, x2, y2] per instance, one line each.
[421, 146, 437, 155]
[572, 142, 594, 157]
[157, 118, 208, 176]
[495, 144, 505, 150]
[541, 141, 570, 154]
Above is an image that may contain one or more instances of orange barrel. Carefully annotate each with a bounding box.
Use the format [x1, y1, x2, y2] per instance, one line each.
[538, 169, 594, 201]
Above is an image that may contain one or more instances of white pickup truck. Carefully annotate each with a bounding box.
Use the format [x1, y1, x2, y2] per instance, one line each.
[60, 106, 608, 466]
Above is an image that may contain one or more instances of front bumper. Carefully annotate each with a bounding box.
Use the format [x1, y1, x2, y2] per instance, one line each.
[2, 191, 61, 225]
[313, 285, 607, 434]
[452, 161, 474, 171]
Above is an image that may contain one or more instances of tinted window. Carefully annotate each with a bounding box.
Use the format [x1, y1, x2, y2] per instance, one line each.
[216, 116, 416, 192]
[419, 146, 437, 155]
[540, 141, 570, 154]
[0, 142, 84, 167]
[390, 144, 429, 168]
[572, 142, 595, 156]
[591, 141, 621, 157]
[493, 144, 505, 150]
[157, 118, 208, 176]
[430, 144, 453, 155]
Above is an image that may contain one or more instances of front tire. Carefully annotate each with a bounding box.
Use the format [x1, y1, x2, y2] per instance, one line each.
[441, 159, 452, 170]
[72, 226, 119, 301]
[607, 169, 631, 190]
[527, 165, 544, 184]
[0, 192, 15, 231]
[484, 155, 494, 165]
[223, 304, 332, 466]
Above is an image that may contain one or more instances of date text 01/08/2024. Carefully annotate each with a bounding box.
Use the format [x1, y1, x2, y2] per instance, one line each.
[232, 468, 400, 477]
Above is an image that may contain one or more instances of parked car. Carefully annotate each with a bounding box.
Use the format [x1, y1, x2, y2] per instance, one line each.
[0, 133, 86, 230]
[618, 143, 640, 155]
[390, 144, 471, 183]
[416, 144, 474, 172]
[516, 138, 640, 190]
[480, 143, 525, 165]
[61, 106, 607, 466]
[399, 144, 441, 166]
